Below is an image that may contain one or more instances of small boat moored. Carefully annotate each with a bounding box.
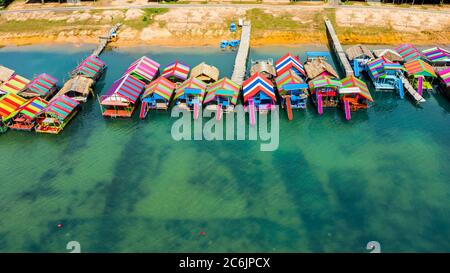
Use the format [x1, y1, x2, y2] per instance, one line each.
[35, 95, 80, 134]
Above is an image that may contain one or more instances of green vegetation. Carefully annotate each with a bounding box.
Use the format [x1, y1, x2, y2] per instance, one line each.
[124, 8, 169, 30]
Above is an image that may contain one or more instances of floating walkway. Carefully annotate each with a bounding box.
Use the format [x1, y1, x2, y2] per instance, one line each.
[92, 23, 122, 57]
[399, 74, 426, 104]
[231, 21, 251, 85]
[324, 19, 354, 77]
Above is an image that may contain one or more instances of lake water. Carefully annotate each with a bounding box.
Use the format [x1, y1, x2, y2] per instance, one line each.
[0, 44, 449, 252]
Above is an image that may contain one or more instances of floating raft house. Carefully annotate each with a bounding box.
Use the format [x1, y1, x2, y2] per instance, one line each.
[403, 59, 437, 93]
[275, 53, 306, 78]
[72, 55, 106, 81]
[124, 56, 160, 84]
[366, 58, 404, 97]
[242, 72, 276, 112]
[191, 62, 219, 83]
[141, 76, 176, 119]
[250, 59, 277, 80]
[346, 45, 374, 77]
[0, 93, 27, 133]
[308, 75, 342, 114]
[161, 60, 190, 83]
[173, 77, 207, 112]
[52, 75, 95, 103]
[0, 66, 15, 84]
[304, 58, 339, 82]
[421, 47, 450, 66]
[19, 73, 58, 99]
[100, 74, 146, 118]
[35, 95, 80, 134]
[8, 97, 49, 131]
[275, 69, 308, 112]
[204, 77, 240, 115]
[0, 74, 30, 95]
[437, 68, 450, 97]
[373, 49, 403, 63]
[395, 44, 422, 63]
[339, 76, 373, 120]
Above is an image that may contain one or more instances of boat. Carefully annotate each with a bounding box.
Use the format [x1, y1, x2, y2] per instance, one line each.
[339, 76, 374, 120]
[35, 95, 80, 134]
[7, 97, 49, 131]
[203, 77, 240, 118]
[140, 76, 176, 119]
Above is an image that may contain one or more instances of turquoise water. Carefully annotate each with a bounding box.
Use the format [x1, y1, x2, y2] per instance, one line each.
[0, 45, 449, 253]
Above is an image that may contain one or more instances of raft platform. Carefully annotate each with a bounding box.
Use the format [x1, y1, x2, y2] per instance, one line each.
[231, 21, 251, 85]
[399, 74, 426, 104]
[324, 19, 354, 77]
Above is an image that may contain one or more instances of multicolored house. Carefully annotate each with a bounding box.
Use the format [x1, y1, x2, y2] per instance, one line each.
[7, 97, 49, 131]
[124, 56, 160, 84]
[395, 44, 422, 63]
[100, 74, 146, 118]
[72, 55, 106, 81]
[173, 77, 207, 115]
[275, 53, 306, 79]
[366, 57, 404, 98]
[0, 93, 28, 133]
[203, 77, 240, 119]
[0, 74, 30, 95]
[242, 72, 276, 112]
[437, 68, 450, 98]
[35, 95, 80, 134]
[161, 60, 190, 83]
[403, 60, 436, 95]
[275, 69, 308, 120]
[19, 73, 58, 99]
[421, 47, 450, 67]
[308, 75, 342, 114]
[339, 76, 373, 120]
[140, 76, 176, 119]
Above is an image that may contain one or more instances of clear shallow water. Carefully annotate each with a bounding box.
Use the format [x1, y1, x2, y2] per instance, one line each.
[0, 44, 449, 253]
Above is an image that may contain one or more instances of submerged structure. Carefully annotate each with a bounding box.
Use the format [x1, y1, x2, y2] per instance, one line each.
[339, 76, 373, 120]
[275, 69, 308, 120]
[203, 77, 240, 120]
[35, 95, 80, 134]
[403, 60, 437, 95]
[140, 76, 176, 119]
[161, 60, 190, 83]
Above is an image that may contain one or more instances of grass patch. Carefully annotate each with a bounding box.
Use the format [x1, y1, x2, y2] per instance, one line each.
[124, 8, 169, 30]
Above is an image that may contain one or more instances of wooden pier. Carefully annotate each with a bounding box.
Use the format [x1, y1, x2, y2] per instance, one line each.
[231, 21, 251, 85]
[92, 23, 122, 57]
[324, 19, 354, 77]
[399, 74, 426, 104]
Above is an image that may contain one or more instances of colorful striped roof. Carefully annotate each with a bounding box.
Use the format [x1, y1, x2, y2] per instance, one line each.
[73, 55, 106, 79]
[308, 75, 342, 90]
[395, 44, 422, 62]
[204, 77, 240, 105]
[422, 47, 450, 63]
[340, 76, 373, 102]
[24, 73, 58, 97]
[242, 72, 276, 103]
[366, 58, 403, 79]
[0, 74, 30, 95]
[161, 60, 190, 82]
[275, 53, 306, 77]
[44, 95, 79, 121]
[437, 67, 450, 87]
[0, 93, 28, 119]
[12, 97, 49, 120]
[404, 60, 436, 77]
[142, 76, 176, 101]
[275, 69, 305, 96]
[174, 77, 207, 100]
[102, 74, 146, 105]
[124, 56, 160, 83]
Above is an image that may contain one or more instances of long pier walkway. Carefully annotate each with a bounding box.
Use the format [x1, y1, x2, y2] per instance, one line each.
[399, 74, 426, 104]
[324, 19, 354, 77]
[92, 23, 122, 57]
[231, 21, 251, 85]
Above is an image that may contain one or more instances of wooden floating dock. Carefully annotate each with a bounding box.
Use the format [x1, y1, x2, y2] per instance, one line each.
[92, 23, 122, 57]
[399, 74, 426, 104]
[324, 19, 354, 77]
[231, 21, 251, 85]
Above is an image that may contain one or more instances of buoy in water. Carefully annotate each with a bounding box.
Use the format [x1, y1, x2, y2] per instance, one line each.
[57, 223, 63, 229]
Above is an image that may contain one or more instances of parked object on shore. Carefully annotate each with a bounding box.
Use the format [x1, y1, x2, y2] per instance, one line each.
[250, 59, 276, 81]
[35, 95, 80, 134]
[230, 22, 237, 32]
[308, 75, 342, 114]
[71, 55, 106, 81]
[366, 58, 405, 98]
[7, 97, 49, 131]
[373, 49, 403, 63]
[437, 68, 450, 98]
[173, 77, 207, 112]
[0, 93, 28, 133]
[275, 69, 308, 120]
[191, 62, 219, 83]
[204, 77, 240, 118]
[242, 72, 276, 112]
[140, 76, 176, 119]
[395, 44, 422, 63]
[124, 56, 160, 84]
[275, 53, 306, 79]
[161, 60, 190, 83]
[345, 45, 375, 77]
[339, 76, 373, 120]
[52, 75, 95, 103]
[0, 74, 30, 95]
[403, 59, 437, 95]
[421, 47, 450, 67]
[19, 73, 58, 100]
[0, 65, 15, 85]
